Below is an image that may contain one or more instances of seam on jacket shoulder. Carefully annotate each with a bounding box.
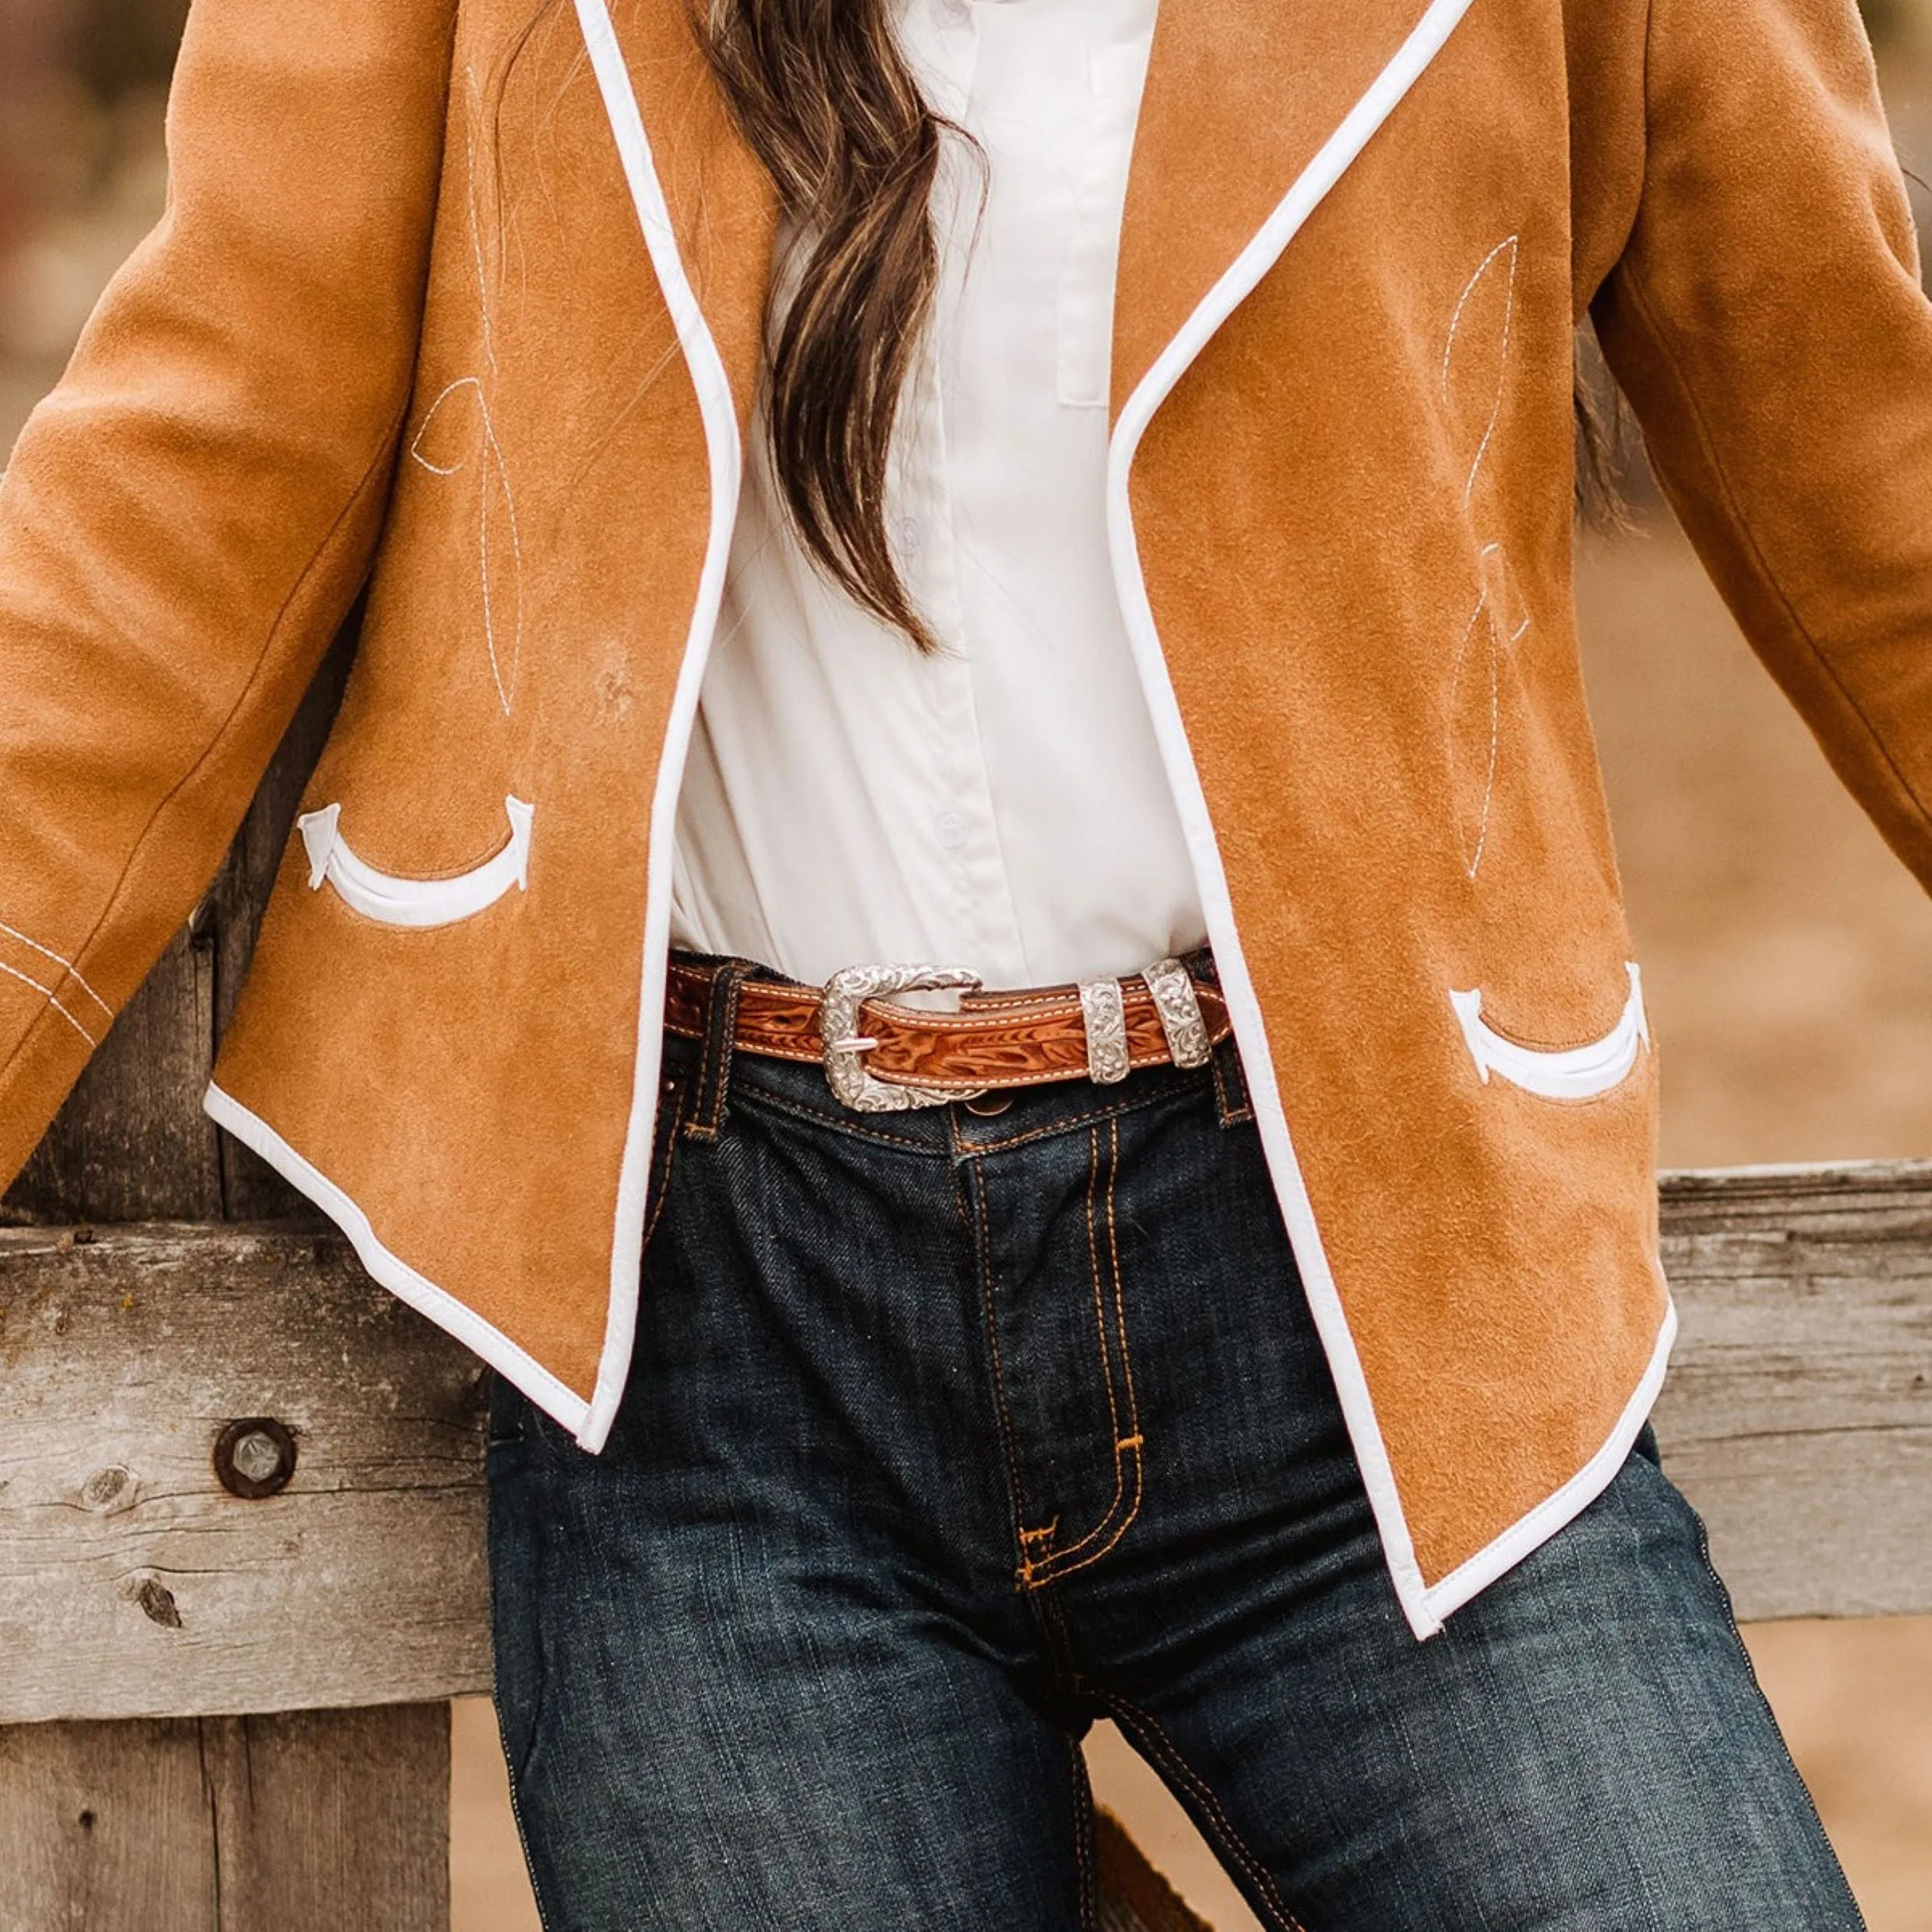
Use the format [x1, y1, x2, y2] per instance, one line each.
[0, 402, 413, 1103]
[1618, 256, 1932, 846]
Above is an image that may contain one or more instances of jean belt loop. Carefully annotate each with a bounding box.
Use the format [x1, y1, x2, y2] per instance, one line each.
[683, 957, 756, 1143]
[1210, 1022, 1253, 1129]
[1186, 947, 1253, 1128]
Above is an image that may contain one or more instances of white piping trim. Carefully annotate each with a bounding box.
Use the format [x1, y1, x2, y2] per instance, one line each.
[1105, 0, 1476, 1641]
[1451, 963, 1648, 1101]
[572, 0, 746, 1454]
[298, 797, 534, 929]
[1416, 1297, 1678, 1624]
[203, 1081, 591, 1434]
[559, 0, 1638, 1638]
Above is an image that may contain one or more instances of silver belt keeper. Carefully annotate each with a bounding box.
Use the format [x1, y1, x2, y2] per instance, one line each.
[1141, 957, 1212, 1070]
[1078, 977, 1131, 1085]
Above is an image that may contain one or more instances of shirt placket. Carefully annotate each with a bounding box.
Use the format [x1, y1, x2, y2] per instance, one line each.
[895, 0, 1034, 985]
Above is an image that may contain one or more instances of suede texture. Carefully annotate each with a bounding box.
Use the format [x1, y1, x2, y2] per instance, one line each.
[0, 0, 1916, 1597]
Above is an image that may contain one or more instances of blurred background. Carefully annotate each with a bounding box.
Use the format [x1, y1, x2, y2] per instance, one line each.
[5, 2, 1932, 1926]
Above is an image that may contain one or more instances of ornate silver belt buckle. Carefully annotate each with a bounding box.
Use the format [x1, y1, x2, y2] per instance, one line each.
[820, 963, 988, 1112]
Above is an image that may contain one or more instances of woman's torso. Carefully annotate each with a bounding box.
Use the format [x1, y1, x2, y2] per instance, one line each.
[669, 0, 1208, 989]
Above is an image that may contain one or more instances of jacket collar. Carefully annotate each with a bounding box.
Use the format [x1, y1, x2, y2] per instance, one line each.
[595, 0, 780, 436]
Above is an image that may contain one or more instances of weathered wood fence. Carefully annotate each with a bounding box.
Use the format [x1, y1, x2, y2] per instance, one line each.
[3, 636, 1931, 1926]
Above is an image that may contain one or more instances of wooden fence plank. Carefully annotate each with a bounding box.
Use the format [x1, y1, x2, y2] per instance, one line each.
[0, 1705, 449, 1932]
[0, 1224, 490, 1725]
[0, 1713, 220, 1928]
[2, 1160, 1931, 1729]
[201, 1705, 450, 1930]
[0, 625, 450, 1926]
[1097, 1810, 1213, 1932]
[1654, 1158, 1932, 1620]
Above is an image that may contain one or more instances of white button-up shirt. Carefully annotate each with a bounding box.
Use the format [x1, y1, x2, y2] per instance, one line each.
[670, 0, 1206, 991]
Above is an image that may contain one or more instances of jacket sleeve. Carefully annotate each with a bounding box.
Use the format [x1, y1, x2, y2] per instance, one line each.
[1591, 0, 1932, 888]
[0, 0, 456, 1190]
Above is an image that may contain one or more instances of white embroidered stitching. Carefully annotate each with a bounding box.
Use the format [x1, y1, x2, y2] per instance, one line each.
[407, 379, 477, 480]
[409, 379, 526, 718]
[464, 67, 499, 382]
[1448, 552, 1502, 880]
[1442, 233, 1518, 506]
[1441, 234, 1524, 881]
[0, 958, 97, 1045]
[407, 70, 524, 717]
[0, 918, 112, 1020]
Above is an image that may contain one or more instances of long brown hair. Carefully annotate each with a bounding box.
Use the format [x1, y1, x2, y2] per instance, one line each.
[696, 0, 959, 652]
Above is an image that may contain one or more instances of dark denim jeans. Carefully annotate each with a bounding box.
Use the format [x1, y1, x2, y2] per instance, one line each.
[486, 960, 1862, 1930]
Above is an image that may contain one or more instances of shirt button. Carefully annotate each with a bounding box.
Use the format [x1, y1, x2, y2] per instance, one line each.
[933, 809, 968, 850]
[896, 513, 925, 555]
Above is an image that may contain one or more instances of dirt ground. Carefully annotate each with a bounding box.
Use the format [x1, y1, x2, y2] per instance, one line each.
[6, 55, 1932, 1932]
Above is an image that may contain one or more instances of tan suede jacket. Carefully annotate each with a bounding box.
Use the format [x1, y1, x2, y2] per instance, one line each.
[1, 0, 1924, 1638]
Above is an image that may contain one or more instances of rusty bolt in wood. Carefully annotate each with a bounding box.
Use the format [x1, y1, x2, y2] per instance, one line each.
[212, 1417, 298, 1500]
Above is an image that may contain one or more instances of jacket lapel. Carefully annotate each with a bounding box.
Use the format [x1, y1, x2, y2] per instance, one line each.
[583, 0, 779, 435]
[1114, 0, 1475, 417]
[580, 0, 1475, 454]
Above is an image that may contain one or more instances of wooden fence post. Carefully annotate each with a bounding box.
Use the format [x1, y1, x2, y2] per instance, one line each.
[0, 630, 457, 1932]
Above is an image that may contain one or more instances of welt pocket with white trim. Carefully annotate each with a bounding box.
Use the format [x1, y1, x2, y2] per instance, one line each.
[1448, 962, 1649, 1102]
[296, 795, 535, 929]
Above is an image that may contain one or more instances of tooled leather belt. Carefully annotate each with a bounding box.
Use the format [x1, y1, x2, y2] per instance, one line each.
[663, 954, 1232, 1112]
